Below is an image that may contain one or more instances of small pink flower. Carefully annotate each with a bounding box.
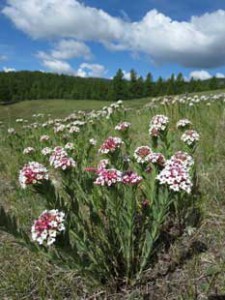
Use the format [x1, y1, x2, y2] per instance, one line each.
[149, 115, 169, 136]
[31, 209, 65, 245]
[115, 122, 131, 132]
[156, 159, 192, 193]
[19, 162, 49, 189]
[149, 153, 166, 167]
[170, 151, 194, 170]
[50, 147, 76, 170]
[98, 137, 123, 154]
[122, 171, 142, 185]
[94, 168, 122, 186]
[134, 146, 152, 164]
[181, 130, 200, 146]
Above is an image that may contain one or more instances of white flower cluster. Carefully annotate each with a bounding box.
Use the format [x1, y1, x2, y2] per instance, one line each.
[134, 146, 152, 164]
[64, 142, 75, 150]
[156, 157, 193, 193]
[149, 115, 169, 137]
[19, 161, 49, 189]
[23, 147, 35, 154]
[49, 147, 76, 170]
[41, 147, 52, 156]
[68, 126, 80, 134]
[176, 119, 192, 129]
[54, 124, 66, 133]
[181, 130, 200, 146]
[8, 128, 16, 134]
[89, 138, 97, 145]
[31, 209, 65, 246]
[40, 135, 50, 142]
[115, 121, 131, 131]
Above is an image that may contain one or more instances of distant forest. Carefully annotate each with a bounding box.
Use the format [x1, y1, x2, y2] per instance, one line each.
[0, 69, 224, 103]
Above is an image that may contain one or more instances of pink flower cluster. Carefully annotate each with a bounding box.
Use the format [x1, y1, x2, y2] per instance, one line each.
[149, 115, 169, 137]
[98, 136, 123, 154]
[50, 147, 76, 170]
[19, 161, 49, 189]
[115, 121, 131, 132]
[181, 130, 200, 146]
[156, 158, 192, 193]
[31, 209, 65, 245]
[170, 151, 194, 170]
[94, 168, 122, 186]
[122, 171, 142, 185]
[134, 146, 152, 164]
[148, 152, 166, 167]
[94, 167, 142, 187]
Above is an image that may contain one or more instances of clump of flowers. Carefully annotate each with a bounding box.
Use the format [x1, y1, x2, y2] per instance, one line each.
[31, 209, 65, 245]
[156, 159, 192, 193]
[176, 119, 192, 129]
[23, 147, 35, 155]
[122, 171, 142, 185]
[68, 126, 80, 134]
[41, 147, 52, 156]
[40, 135, 50, 142]
[170, 151, 194, 170]
[89, 138, 97, 146]
[98, 137, 123, 154]
[65, 142, 75, 150]
[148, 152, 166, 167]
[134, 146, 152, 164]
[8, 128, 16, 134]
[181, 130, 200, 146]
[115, 122, 131, 132]
[19, 162, 49, 189]
[149, 115, 169, 137]
[54, 124, 66, 133]
[94, 168, 122, 186]
[50, 147, 76, 170]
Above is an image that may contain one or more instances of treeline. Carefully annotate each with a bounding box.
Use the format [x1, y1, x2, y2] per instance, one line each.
[0, 69, 224, 103]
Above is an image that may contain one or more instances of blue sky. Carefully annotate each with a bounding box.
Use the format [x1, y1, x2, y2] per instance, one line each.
[1, 0, 225, 80]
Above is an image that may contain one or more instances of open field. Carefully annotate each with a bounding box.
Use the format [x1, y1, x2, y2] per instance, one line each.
[1, 88, 225, 123]
[0, 93, 225, 299]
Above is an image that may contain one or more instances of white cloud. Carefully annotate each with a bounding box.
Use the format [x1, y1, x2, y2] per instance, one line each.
[189, 70, 225, 80]
[216, 72, 225, 78]
[76, 63, 107, 78]
[3, 1, 225, 68]
[42, 59, 75, 75]
[122, 70, 131, 80]
[41, 59, 106, 78]
[3, 66, 16, 72]
[189, 70, 212, 80]
[37, 39, 92, 61]
[2, 0, 125, 41]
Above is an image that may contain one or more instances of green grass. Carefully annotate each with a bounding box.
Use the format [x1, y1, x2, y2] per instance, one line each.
[0, 94, 225, 299]
[1, 87, 225, 123]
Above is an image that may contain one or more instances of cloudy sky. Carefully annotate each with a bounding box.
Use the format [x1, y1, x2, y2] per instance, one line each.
[1, 0, 225, 80]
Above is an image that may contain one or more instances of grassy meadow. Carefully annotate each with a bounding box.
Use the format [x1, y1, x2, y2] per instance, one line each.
[0, 93, 225, 299]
